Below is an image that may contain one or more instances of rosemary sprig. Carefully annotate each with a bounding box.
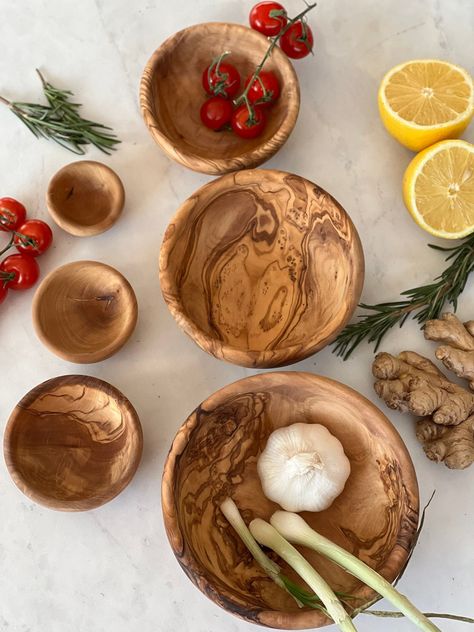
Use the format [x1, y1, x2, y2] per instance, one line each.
[0, 69, 120, 154]
[333, 233, 474, 360]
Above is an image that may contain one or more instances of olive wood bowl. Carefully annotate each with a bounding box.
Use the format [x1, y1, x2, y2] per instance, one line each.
[140, 23, 300, 175]
[32, 261, 138, 363]
[162, 371, 419, 629]
[160, 169, 364, 368]
[47, 160, 125, 237]
[4, 375, 143, 511]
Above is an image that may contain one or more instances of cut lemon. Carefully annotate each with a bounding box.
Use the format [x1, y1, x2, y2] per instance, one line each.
[379, 60, 474, 151]
[403, 139, 474, 239]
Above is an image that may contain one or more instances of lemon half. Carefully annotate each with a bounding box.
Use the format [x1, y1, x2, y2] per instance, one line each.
[379, 60, 474, 151]
[403, 139, 474, 239]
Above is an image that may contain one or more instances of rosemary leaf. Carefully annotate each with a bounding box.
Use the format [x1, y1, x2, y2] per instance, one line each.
[333, 232, 474, 359]
[0, 69, 120, 154]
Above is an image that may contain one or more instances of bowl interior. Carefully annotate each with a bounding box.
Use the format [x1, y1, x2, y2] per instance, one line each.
[33, 261, 137, 363]
[47, 161, 124, 233]
[160, 170, 364, 367]
[4, 375, 143, 511]
[142, 23, 299, 162]
[163, 372, 419, 629]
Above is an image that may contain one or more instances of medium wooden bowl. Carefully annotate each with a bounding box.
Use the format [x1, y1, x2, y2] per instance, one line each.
[47, 161, 125, 236]
[162, 372, 419, 629]
[4, 375, 143, 511]
[160, 169, 364, 368]
[140, 23, 300, 175]
[32, 261, 138, 363]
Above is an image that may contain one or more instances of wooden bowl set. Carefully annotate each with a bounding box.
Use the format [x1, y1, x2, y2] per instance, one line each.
[3, 20, 420, 632]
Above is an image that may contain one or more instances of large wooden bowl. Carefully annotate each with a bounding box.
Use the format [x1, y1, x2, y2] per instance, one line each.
[32, 261, 138, 364]
[160, 169, 364, 368]
[162, 372, 419, 629]
[140, 23, 300, 175]
[4, 375, 143, 511]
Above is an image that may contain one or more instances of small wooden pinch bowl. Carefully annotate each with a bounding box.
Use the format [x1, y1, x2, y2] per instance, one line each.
[162, 371, 419, 629]
[32, 261, 138, 363]
[160, 169, 364, 368]
[4, 375, 143, 511]
[140, 23, 300, 175]
[47, 160, 125, 236]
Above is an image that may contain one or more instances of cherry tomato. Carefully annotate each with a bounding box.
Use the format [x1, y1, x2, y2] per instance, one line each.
[0, 254, 39, 290]
[0, 197, 27, 232]
[0, 283, 7, 305]
[245, 71, 280, 107]
[14, 219, 53, 256]
[231, 105, 266, 139]
[249, 2, 287, 36]
[200, 96, 233, 131]
[202, 58, 241, 98]
[280, 20, 314, 58]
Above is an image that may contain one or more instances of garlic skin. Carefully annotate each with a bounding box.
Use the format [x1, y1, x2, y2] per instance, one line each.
[257, 423, 351, 512]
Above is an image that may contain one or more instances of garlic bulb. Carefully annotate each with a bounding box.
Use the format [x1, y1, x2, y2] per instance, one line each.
[257, 423, 350, 512]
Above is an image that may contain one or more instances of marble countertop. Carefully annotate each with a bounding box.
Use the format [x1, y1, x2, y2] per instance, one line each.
[0, 0, 473, 630]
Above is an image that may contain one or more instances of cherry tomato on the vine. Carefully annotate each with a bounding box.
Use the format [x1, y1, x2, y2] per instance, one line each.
[245, 71, 280, 107]
[280, 20, 314, 59]
[249, 2, 287, 37]
[202, 58, 241, 99]
[231, 105, 266, 139]
[200, 96, 234, 131]
[0, 254, 39, 290]
[0, 197, 27, 232]
[0, 283, 8, 305]
[14, 219, 53, 256]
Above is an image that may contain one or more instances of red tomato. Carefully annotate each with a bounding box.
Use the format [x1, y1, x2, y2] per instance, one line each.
[280, 20, 314, 58]
[202, 58, 241, 98]
[0, 254, 39, 290]
[249, 2, 287, 36]
[245, 71, 280, 107]
[0, 197, 27, 232]
[231, 105, 266, 139]
[14, 219, 53, 256]
[200, 97, 233, 131]
[0, 283, 7, 305]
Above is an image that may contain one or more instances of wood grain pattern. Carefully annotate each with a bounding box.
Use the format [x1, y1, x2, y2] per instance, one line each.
[160, 170, 364, 368]
[140, 23, 300, 175]
[162, 372, 419, 630]
[4, 375, 143, 511]
[47, 160, 125, 236]
[32, 261, 138, 364]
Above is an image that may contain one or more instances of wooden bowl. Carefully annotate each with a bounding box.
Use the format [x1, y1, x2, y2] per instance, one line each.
[162, 372, 419, 629]
[140, 23, 300, 175]
[32, 261, 138, 363]
[47, 161, 125, 236]
[4, 375, 143, 511]
[160, 169, 364, 368]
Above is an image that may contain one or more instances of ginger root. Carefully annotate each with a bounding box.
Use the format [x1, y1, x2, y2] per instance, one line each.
[372, 313, 474, 469]
[424, 312, 474, 390]
[416, 416, 474, 470]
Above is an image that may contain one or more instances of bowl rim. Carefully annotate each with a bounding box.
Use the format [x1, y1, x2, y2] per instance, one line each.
[46, 160, 125, 237]
[159, 169, 365, 368]
[3, 374, 143, 512]
[32, 260, 138, 364]
[140, 22, 301, 175]
[161, 370, 420, 629]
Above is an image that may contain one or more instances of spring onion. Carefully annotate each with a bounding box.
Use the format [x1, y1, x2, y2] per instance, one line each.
[249, 518, 358, 631]
[270, 511, 442, 632]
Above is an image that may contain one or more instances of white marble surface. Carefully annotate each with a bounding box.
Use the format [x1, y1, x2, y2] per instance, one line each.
[0, 0, 473, 630]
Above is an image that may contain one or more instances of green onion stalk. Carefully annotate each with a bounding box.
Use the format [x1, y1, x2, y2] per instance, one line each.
[249, 518, 358, 632]
[270, 511, 442, 632]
